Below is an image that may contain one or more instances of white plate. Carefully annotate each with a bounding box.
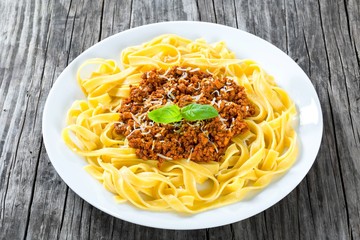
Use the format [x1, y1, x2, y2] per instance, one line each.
[42, 21, 323, 230]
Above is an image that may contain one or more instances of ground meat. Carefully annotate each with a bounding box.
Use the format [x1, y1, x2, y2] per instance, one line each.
[115, 66, 255, 164]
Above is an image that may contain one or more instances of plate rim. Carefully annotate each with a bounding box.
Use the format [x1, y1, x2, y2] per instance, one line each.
[42, 21, 323, 230]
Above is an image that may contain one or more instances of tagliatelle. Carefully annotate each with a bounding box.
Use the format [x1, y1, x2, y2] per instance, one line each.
[62, 34, 298, 213]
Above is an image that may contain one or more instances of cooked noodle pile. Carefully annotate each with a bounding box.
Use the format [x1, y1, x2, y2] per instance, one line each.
[62, 34, 298, 213]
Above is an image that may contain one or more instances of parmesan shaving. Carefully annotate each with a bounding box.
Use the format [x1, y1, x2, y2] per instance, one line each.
[131, 113, 141, 125]
[162, 67, 171, 76]
[159, 75, 170, 80]
[209, 140, 219, 153]
[151, 140, 155, 150]
[116, 122, 124, 126]
[187, 122, 200, 128]
[212, 90, 220, 96]
[215, 100, 222, 108]
[189, 68, 200, 72]
[200, 128, 209, 137]
[227, 117, 235, 131]
[191, 93, 203, 101]
[180, 72, 188, 79]
[167, 88, 175, 100]
[150, 99, 163, 105]
[126, 128, 139, 139]
[177, 67, 189, 71]
[218, 115, 227, 128]
[186, 148, 194, 162]
[194, 82, 201, 90]
[156, 153, 173, 161]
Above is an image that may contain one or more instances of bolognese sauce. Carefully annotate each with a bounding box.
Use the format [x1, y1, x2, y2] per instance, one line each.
[115, 66, 255, 164]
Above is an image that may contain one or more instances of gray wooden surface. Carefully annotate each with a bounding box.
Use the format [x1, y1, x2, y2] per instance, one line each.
[1, 0, 359, 239]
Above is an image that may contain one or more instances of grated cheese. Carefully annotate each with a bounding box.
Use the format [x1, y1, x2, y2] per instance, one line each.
[200, 128, 209, 137]
[126, 128, 139, 139]
[218, 115, 227, 128]
[186, 148, 194, 162]
[177, 67, 189, 71]
[150, 99, 163, 105]
[162, 67, 171, 76]
[157, 153, 173, 161]
[167, 88, 175, 100]
[212, 90, 220, 96]
[159, 75, 170, 80]
[215, 100, 222, 108]
[187, 122, 200, 128]
[180, 71, 188, 79]
[227, 117, 235, 131]
[194, 82, 201, 90]
[151, 140, 155, 150]
[189, 68, 200, 72]
[191, 93, 203, 101]
[131, 113, 141, 125]
[209, 140, 219, 153]
[225, 87, 234, 92]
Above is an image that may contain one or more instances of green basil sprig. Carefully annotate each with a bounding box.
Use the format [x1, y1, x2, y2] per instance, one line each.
[148, 103, 218, 124]
[147, 104, 182, 124]
[181, 103, 218, 121]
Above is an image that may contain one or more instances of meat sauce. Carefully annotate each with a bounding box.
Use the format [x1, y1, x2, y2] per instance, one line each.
[115, 66, 255, 164]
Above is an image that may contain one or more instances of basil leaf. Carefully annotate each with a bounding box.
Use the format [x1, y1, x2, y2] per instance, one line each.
[181, 103, 218, 121]
[148, 104, 182, 124]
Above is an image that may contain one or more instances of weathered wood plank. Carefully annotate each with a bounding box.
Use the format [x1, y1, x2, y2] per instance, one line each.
[57, 1, 135, 239]
[212, 0, 238, 28]
[231, 1, 300, 239]
[129, 0, 198, 28]
[0, 0, 59, 239]
[0, 0, 359, 239]
[317, 0, 360, 238]
[24, 0, 107, 239]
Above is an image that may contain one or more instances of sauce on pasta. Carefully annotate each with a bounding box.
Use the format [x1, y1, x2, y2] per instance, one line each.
[114, 66, 255, 164]
[62, 34, 298, 213]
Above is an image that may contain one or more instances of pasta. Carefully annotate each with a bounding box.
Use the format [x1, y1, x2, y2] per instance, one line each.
[62, 34, 298, 213]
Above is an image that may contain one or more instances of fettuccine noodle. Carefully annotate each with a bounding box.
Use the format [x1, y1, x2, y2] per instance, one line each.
[62, 34, 298, 213]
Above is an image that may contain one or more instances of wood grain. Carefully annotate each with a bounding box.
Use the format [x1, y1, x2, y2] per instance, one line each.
[0, 0, 359, 239]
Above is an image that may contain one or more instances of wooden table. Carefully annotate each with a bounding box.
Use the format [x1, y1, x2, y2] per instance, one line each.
[1, 0, 359, 239]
